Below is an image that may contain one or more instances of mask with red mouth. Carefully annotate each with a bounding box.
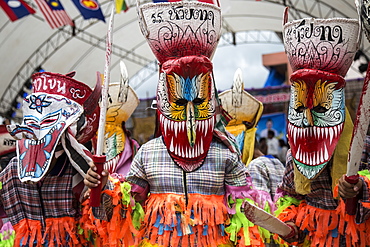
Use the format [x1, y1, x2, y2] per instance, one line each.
[283, 11, 360, 179]
[137, 1, 223, 171]
[287, 69, 346, 179]
[157, 55, 216, 172]
[7, 71, 100, 183]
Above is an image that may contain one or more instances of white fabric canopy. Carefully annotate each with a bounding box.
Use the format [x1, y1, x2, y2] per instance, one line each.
[0, 0, 367, 120]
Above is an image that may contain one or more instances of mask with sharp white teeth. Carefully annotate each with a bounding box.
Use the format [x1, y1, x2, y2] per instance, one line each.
[283, 13, 360, 179]
[157, 56, 216, 172]
[287, 69, 346, 179]
[7, 72, 100, 183]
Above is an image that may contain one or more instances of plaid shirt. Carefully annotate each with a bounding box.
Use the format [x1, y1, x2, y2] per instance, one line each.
[246, 155, 285, 201]
[126, 136, 250, 195]
[361, 135, 370, 170]
[0, 155, 82, 244]
[279, 150, 370, 223]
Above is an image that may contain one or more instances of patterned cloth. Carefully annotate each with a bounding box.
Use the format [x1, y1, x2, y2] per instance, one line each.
[361, 135, 370, 170]
[126, 136, 249, 195]
[246, 155, 285, 210]
[0, 154, 83, 246]
[277, 151, 340, 209]
[276, 150, 370, 246]
[113, 136, 257, 246]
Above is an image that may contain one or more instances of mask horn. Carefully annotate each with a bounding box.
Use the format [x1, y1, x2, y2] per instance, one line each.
[84, 72, 102, 115]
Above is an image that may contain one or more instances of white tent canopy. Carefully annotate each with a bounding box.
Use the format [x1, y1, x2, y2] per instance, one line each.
[0, 0, 368, 121]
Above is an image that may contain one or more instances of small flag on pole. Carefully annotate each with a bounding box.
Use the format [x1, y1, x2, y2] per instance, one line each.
[72, 0, 105, 22]
[0, 0, 35, 22]
[152, 0, 181, 2]
[34, 0, 74, 29]
[115, 0, 128, 13]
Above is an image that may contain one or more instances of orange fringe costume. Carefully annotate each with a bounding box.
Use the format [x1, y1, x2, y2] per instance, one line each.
[275, 170, 370, 247]
[79, 176, 268, 247]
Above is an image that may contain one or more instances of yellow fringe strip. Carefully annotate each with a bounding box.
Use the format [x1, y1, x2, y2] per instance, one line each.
[13, 218, 43, 247]
[138, 193, 229, 247]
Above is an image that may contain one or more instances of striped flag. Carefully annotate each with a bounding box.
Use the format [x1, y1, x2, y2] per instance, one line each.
[0, 0, 35, 22]
[34, 0, 74, 29]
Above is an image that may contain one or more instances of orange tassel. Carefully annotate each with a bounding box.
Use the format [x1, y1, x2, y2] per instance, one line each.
[277, 199, 370, 246]
[13, 219, 43, 247]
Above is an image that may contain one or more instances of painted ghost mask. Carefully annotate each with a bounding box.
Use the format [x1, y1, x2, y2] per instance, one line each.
[287, 69, 346, 179]
[7, 72, 99, 183]
[157, 55, 216, 172]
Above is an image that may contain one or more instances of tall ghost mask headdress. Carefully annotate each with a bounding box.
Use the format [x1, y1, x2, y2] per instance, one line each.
[137, 0, 222, 171]
[283, 9, 361, 179]
[7, 71, 100, 183]
[104, 81, 139, 174]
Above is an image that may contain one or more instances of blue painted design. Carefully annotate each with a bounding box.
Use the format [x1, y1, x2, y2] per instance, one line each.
[35, 163, 43, 178]
[44, 150, 51, 159]
[29, 94, 51, 114]
[44, 134, 52, 147]
[181, 76, 197, 101]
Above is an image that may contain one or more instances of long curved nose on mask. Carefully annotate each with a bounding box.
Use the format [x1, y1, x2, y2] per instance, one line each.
[186, 102, 196, 147]
[303, 108, 314, 127]
[7, 124, 37, 140]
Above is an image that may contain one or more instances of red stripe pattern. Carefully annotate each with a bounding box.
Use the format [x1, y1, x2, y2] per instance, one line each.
[34, 0, 73, 29]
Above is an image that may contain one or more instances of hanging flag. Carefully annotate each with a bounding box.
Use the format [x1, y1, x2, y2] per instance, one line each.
[72, 0, 105, 22]
[0, 0, 35, 22]
[115, 0, 128, 13]
[152, 0, 181, 2]
[152, 0, 216, 3]
[34, 0, 74, 29]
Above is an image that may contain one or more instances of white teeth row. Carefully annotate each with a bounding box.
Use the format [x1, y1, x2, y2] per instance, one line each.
[159, 114, 215, 137]
[24, 125, 59, 146]
[287, 123, 343, 146]
[160, 114, 186, 136]
[104, 155, 119, 173]
[169, 136, 204, 158]
[295, 144, 329, 166]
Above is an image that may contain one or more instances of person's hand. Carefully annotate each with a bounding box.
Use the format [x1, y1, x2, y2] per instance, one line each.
[84, 161, 109, 189]
[280, 221, 304, 243]
[338, 174, 363, 199]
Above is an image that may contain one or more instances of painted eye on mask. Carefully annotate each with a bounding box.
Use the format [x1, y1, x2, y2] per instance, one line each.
[175, 98, 205, 106]
[24, 112, 60, 130]
[295, 105, 328, 114]
[295, 105, 306, 113]
[193, 98, 205, 105]
[312, 105, 328, 113]
[175, 99, 188, 106]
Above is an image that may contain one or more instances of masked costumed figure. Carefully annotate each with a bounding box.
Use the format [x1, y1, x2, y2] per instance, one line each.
[103, 64, 140, 178]
[0, 124, 16, 245]
[218, 68, 264, 165]
[0, 71, 100, 246]
[275, 6, 370, 246]
[84, 1, 297, 247]
[219, 70, 285, 247]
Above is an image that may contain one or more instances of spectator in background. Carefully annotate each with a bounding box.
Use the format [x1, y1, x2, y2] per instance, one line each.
[260, 119, 278, 139]
[267, 130, 279, 158]
[259, 137, 268, 155]
[278, 139, 289, 165]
